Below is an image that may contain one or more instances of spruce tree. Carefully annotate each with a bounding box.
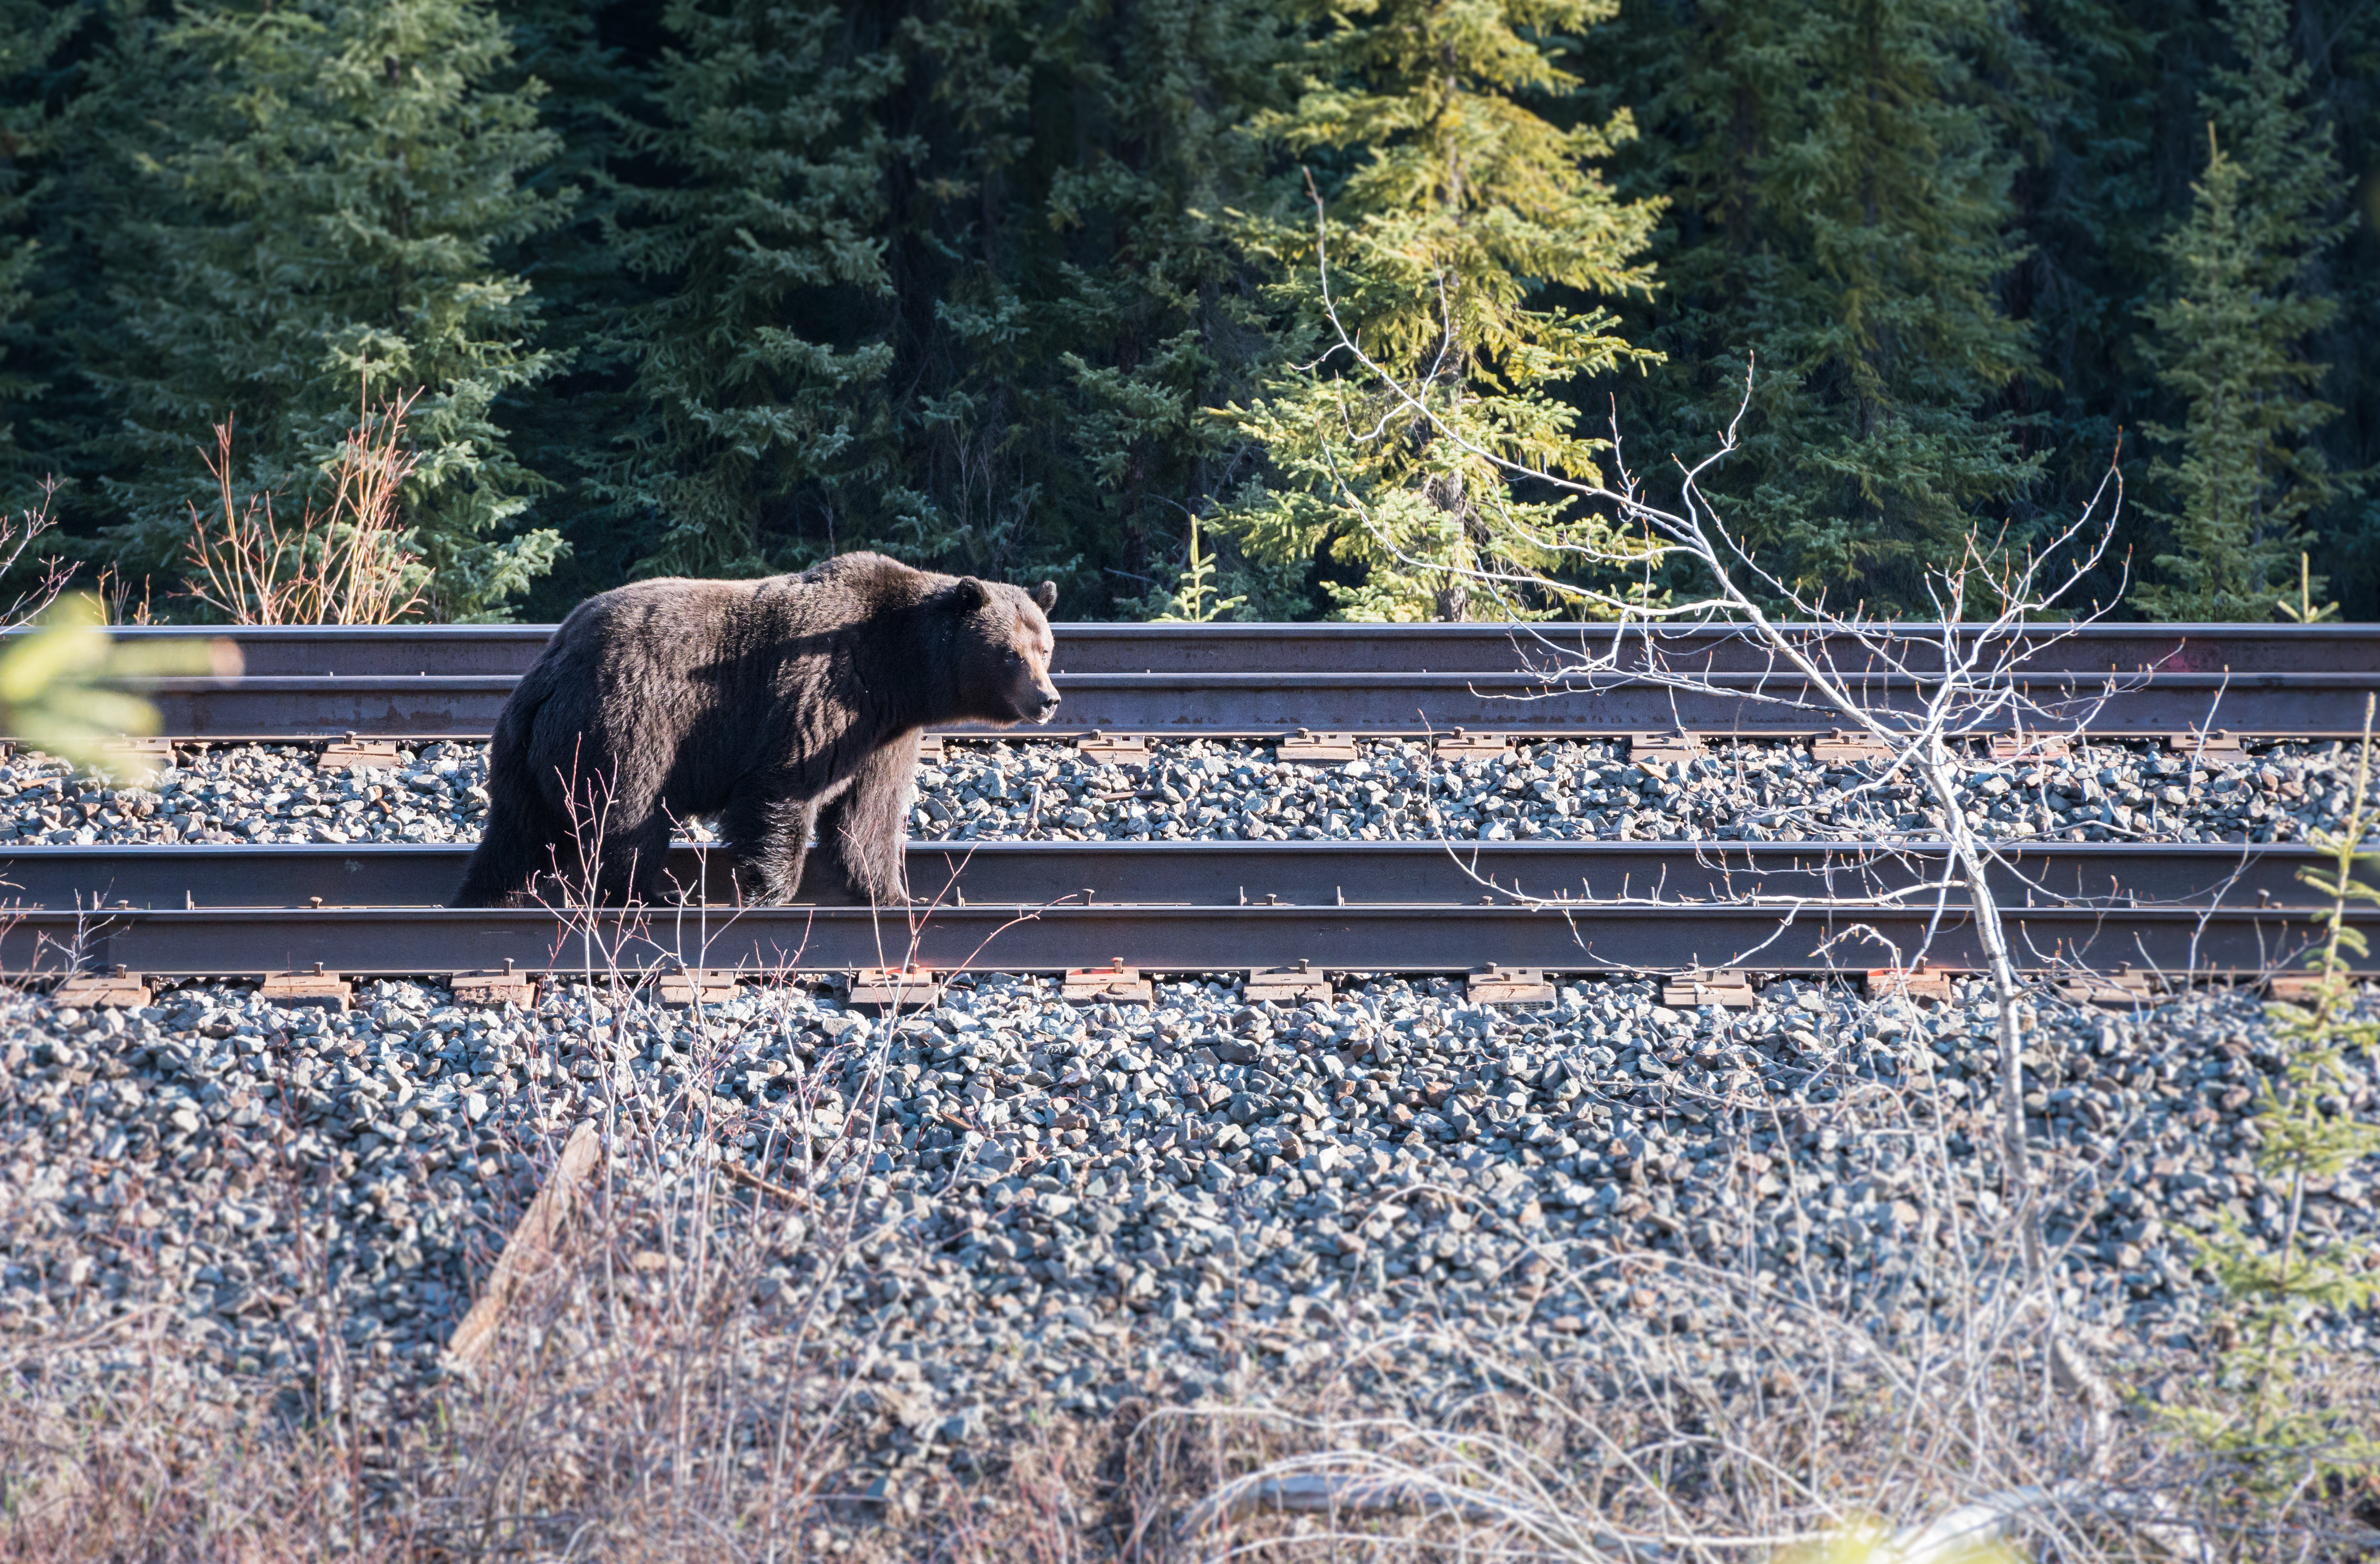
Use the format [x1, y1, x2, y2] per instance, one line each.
[1600, 0, 2041, 610]
[1215, 0, 1664, 623]
[85, 0, 569, 620]
[589, 0, 909, 580]
[592, 0, 1289, 610]
[2134, 0, 2348, 621]
[926, 0, 1293, 613]
[0, 2, 76, 487]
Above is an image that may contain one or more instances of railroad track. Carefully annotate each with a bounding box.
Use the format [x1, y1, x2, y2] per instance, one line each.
[10, 623, 2376, 741]
[3, 840, 2361, 979]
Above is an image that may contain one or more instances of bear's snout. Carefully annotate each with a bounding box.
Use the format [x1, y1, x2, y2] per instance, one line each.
[1026, 684, 1061, 723]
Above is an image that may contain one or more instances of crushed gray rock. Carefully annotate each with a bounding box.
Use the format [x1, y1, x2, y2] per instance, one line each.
[5, 970, 2372, 1437]
[0, 735, 2362, 850]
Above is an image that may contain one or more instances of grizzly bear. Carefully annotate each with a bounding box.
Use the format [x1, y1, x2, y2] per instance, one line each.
[451, 553, 1059, 908]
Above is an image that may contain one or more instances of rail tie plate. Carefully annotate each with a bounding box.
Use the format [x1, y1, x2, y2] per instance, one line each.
[850, 967, 938, 1012]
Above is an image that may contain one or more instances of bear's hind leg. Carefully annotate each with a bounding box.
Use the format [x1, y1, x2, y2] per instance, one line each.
[579, 813, 672, 905]
[455, 755, 573, 907]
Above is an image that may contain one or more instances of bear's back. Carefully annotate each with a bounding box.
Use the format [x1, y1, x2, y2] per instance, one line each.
[542, 554, 947, 682]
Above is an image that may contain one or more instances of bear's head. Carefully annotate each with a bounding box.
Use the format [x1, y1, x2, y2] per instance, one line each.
[949, 576, 1061, 724]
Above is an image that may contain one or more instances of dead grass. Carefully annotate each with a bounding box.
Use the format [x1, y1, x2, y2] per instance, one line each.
[6, 1099, 2375, 1564]
[179, 381, 428, 626]
[4, 943, 2376, 1563]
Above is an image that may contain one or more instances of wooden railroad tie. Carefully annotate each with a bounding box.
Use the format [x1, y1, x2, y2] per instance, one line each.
[1661, 969, 1758, 1009]
[97, 737, 174, 781]
[260, 964, 352, 1011]
[655, 967, 742, 1007]
[1865, 964, 1958, 1003]
[452, 958, 538, 1009]
[1627, 731, 1704, 765]
[1063, 959, 1154, 1005]
[1278, 728, 1360, 764]
[1810, 729, 1894, 765]
[2054, 966, 2159, 1008]
[1245, 960, 1332, 1005]
[52, 964, 152, 1010]
[1433, 728, 1510, 760]
[317, 735, 403, 773]
[2163, 729, 2244, 760]
[2268, 970, 2376, 1002]
[1989, 732, 2074, 762]
[1467, 965, 1555, 1008]
[849, 966, 939, 1012]
[1075, 731, 1150, 764]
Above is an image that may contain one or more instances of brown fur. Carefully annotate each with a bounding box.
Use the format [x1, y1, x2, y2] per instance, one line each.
[452, 553, 1058, 907]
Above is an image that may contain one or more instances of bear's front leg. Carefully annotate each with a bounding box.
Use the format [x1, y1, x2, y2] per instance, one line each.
[799, 731, 920, 906]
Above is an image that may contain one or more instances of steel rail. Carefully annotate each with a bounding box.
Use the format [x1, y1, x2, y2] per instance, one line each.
[1, 840, 2355, 978]
[0, 839, 2333, 913]
[57, 621, 2380, 677]
[87, 667, 2380, 742]
[4, 900, 2352, 979]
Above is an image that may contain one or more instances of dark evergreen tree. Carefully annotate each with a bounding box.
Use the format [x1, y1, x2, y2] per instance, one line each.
[2135, 0, 2351, 620]
[590, 0, 1290, 614]
[80, 0, 570, 619]
[588, 0, 908, 581]
[1599, 0, 2043, 610]
[0, 1, 76, 488]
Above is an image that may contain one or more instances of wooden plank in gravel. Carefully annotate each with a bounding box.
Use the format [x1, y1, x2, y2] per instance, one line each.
[447, 1120, 603, 1372]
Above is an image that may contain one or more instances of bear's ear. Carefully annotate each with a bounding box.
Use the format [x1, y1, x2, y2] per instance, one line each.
[1033, 580, 1057, 612]
[952, 577, 989, 611]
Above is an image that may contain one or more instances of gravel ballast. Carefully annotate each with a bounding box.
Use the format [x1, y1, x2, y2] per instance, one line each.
[0, 733, 2364, 853]
[6, 969, 2373, 1453]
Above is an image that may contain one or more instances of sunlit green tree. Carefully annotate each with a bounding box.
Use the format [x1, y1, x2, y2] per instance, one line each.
[1214, 0, 1663, 623]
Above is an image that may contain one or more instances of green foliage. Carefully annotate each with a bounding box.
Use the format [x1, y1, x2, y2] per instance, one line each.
[570, 0, 1290, 611]
[0, 594, 221, 774]
[1602, 0, 2043, 611]
[1146, 513, 1245, 622]
[2, 0, 2379, 621]
[2157, 702, 2380, 1511]
[2133, 0, 2351, 622]
[0, 1, 75, 478]
[589, 0, 909, 581]
[79, 0, 570, 621]
[1214, 0, 1665, 623]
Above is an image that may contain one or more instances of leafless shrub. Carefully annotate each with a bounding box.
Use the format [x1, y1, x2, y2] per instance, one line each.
[0, 476, 71, 632]
[181, 386, 428, 626]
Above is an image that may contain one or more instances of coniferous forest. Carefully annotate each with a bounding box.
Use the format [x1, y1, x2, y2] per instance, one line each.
[0, 0, 2373, 624]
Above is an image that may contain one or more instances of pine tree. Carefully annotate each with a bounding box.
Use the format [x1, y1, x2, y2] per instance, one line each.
[2134, 0, 2348, 622]
[1600, 0, 2041, 610]
[1214, 0, 1664, 623]
[84, 0, 569, 620]
[931, 0, 1293, 612]
[588, 0, 1290, 610]
[481, 0, 652, 612]
[0, 1, 77, 487]
[589, 0, 909, 581]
